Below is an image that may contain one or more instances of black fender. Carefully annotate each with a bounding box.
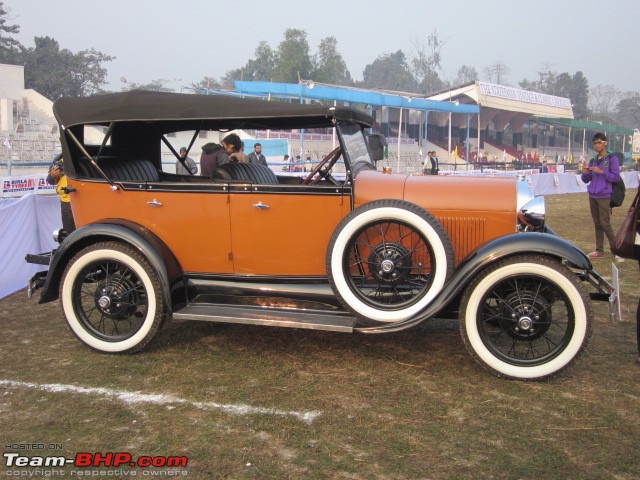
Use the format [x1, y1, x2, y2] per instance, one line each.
[38, 220, 181, 313]
[357, 232, 592, 333]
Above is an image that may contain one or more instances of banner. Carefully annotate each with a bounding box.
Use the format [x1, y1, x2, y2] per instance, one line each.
[1, 174, 56, 197]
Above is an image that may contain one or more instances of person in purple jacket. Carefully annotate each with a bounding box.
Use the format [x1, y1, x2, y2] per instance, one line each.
[581, 132, 621, 260]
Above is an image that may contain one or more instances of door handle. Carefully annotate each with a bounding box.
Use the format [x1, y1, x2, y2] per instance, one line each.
[147, 199, 163, 207]
[253, 201, 269, 210]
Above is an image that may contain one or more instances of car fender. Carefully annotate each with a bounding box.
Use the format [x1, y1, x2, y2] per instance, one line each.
[38, 221, 180, 313]
[357, 232, 591, 333]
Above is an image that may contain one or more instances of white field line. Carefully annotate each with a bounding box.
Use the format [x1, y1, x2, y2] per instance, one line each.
[1, 379, 321, 424]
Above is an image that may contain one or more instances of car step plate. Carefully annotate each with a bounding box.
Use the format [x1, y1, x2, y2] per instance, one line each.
[172, 304, 356, 332]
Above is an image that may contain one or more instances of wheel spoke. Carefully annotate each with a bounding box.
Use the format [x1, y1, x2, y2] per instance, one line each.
[71, 257, 149, 340]
[344, 219, 438, 309]
[477, 274, 576, 365]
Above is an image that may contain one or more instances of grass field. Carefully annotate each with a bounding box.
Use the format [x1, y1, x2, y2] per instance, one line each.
[1, 191, 639, 480]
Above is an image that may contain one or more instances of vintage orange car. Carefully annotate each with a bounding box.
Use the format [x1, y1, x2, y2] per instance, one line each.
[27, 90, 617, 380]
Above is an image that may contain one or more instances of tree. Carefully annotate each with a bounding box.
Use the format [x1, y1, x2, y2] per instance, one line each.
[589, 84, 621, 118]
[272, 29, 312, 83]
[21, 36, 114, 99]
[313, 36, 352, 86]
[216, 41, 276, 89]
[616, 92, 640, 128]
[453, 65, 478, 87]
[553, 71, 590, 119]
[519, 63, 556, 92]
[190, 77, 222, 93]
[122, 79, 175, 92]
[519, 66, 590, 119]
[0, 2, 22, 64]
[410, 31, 444, 94]
[73, 47, 116, 95]
[360, 50, 417, 92]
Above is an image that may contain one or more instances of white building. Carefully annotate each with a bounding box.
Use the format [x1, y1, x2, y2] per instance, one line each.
[0, 63, 60, 168]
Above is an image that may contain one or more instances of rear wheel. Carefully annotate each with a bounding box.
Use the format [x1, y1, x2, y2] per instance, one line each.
[327, 200, 453, 325]
[459, 255, 591, 380]
[60, 242, 166, 353]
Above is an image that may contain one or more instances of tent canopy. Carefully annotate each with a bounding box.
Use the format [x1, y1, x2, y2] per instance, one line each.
[234, 81, 479, 115]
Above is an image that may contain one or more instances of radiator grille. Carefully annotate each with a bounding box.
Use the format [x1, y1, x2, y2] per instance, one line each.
[438, 217, 486, 265]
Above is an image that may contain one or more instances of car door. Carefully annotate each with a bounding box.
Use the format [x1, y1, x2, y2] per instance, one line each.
[229, 183, 351, 276]
[72, 179, 235, 274]
[141, 183, 234, 274]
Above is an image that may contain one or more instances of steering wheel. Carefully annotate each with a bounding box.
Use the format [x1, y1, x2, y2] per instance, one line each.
[302, 147, 342, 185]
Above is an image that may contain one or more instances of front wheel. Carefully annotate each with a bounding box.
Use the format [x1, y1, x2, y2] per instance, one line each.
[60, 242, 166, 353]
[327, 200, 454, 325]
[459, 255, 591, 380]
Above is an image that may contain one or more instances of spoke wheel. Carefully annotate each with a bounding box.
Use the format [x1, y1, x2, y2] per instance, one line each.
[460, 255, 591, 380]
[327, 200, 453, 324]
[347, 220, 435, 309]
[60, 242, 166, 353]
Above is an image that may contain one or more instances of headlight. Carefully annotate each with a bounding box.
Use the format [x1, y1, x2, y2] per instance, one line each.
[516, 175, 534, 211]
[517, 196, 546, 231]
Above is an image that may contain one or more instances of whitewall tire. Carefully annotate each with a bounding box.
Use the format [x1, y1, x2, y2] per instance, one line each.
[459, 255, 591, 380]
[60, 242, 166, 353]
[327, 200, 454, 325]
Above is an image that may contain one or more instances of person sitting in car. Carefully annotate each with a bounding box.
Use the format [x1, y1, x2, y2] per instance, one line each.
[200, 133, 242, 176]
[175, 147, 198, 175]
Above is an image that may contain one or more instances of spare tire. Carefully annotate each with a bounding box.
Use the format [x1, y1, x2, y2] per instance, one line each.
[326, 199, 454, 325]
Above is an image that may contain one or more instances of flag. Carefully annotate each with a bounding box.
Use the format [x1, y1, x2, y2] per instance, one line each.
[453, 145, 458, 159]
[2, 138, 10, 149]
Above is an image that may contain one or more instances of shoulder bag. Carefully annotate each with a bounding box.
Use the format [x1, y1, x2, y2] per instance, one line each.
[610, 189, 640, 259]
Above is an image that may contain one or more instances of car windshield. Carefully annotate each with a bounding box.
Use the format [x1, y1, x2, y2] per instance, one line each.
[337, 123, 375, 176]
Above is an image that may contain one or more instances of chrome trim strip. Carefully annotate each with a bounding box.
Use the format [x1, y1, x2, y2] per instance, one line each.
[173, 304, 355, 332]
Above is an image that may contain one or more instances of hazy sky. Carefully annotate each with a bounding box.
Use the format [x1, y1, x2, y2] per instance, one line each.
[5, 0, 639, 94]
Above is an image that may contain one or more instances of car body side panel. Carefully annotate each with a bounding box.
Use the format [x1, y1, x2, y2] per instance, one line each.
[353, 171, 518, 264]
[229, 190, 351, 275]
[353, 171, 407, 208]
[69, 179, 234, 273]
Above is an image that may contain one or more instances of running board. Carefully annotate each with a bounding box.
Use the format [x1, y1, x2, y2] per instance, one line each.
[172, 304, 356, 332]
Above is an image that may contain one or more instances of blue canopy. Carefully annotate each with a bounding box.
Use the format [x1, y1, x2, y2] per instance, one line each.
[234, 81, 479, 115]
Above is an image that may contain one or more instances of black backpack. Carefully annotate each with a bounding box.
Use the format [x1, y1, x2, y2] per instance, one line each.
[608, 152, 625, 208]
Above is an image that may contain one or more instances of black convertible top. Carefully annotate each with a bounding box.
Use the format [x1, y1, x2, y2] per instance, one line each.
[53, 90, 373, 129]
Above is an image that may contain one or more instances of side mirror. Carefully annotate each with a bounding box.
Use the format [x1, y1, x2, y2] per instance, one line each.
[367, 134, 387, 163]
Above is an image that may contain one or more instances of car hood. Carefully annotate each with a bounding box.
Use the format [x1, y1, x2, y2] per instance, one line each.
[353, 170, 517, 216]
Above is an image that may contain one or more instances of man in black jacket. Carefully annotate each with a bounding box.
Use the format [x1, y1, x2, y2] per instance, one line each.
[200, 133, 241, 176]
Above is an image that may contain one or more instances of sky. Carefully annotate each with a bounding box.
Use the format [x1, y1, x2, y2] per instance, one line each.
[4, 0, 640, 94]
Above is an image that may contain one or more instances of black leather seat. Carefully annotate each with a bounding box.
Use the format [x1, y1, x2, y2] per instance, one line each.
[97, 157, 160, 182]
[213, 163, 279, 185]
